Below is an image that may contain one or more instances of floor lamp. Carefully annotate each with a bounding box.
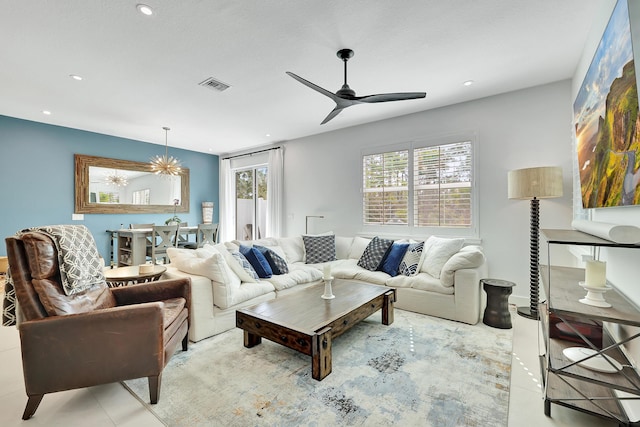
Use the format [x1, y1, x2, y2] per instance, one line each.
[305, 215, 324, 234]
[508, 166, 563, 320]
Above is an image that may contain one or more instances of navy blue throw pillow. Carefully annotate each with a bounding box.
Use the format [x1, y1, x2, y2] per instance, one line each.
[254, 245, 289, 275]
[239, 245, 273, 278]
[381, 242, 410, 277]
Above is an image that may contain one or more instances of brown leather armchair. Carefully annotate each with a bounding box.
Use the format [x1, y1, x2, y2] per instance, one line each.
[5, 231, 191, 420]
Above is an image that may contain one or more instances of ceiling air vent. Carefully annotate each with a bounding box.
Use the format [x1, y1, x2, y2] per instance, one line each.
[199, 77, 230, 92]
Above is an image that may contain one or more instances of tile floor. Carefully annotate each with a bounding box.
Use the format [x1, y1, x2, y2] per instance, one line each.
[0, 303, 619, 426]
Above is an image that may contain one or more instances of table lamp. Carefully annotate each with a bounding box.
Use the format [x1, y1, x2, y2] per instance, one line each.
[508, 166, 563, 319]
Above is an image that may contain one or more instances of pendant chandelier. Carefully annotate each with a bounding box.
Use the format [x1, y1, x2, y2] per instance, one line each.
[105, 170, 128, 187]
[150, 126, 182, 176]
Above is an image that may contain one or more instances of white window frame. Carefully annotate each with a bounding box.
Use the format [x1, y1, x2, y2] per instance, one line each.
[361, 133, 479, 239]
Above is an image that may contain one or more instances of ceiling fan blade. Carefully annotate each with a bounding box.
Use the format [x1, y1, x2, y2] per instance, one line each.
[286, 72, 339, 101]
[357, 92, 426, 103]
[320, 106, 346, 125]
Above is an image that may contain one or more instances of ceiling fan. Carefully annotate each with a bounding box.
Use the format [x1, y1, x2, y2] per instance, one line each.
[286, 48, 426, 125]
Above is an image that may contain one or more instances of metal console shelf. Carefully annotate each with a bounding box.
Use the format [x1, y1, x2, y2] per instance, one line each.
[540, 229, 640, 426]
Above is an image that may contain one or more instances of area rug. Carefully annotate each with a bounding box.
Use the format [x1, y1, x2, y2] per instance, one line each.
[123, 309, 512, 426]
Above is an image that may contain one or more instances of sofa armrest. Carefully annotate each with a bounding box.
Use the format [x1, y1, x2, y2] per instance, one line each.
[451, 262, 489, 324]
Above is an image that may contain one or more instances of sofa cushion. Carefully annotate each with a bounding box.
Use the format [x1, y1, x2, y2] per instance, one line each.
[357, 236, 394, 271]
[440, 246, 485, 287]
[352, 268, 391, 285]
[255, 245, 289, 275]
[33, 280, 115, 316]
[240, 245, 273, 278]
[380, 242, 410, 277]
[348, 236, 371, 259]
[386, 273, 454, 295]
[398, 241, 424, 276]
[420, 236, 465, 279]
[303, 234, 336, 264]
[263, 264, 323, 291]
[323, 259, 389, 285]
[232, 281, 278, 306]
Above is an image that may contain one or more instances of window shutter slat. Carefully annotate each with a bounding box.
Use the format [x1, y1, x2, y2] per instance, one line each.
[413, 141, 472, 227]
[363, 151, 408, 225]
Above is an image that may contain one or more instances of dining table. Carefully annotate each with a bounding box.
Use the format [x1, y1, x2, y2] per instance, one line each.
[106, 225, 198, 267]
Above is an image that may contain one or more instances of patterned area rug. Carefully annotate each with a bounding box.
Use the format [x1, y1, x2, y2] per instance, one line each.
[123, 309, 512, 426]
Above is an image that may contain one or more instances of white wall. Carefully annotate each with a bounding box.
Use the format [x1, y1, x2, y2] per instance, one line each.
[282, 80, 576, 302]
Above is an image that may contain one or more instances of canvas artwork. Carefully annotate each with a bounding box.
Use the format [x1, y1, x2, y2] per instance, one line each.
[574, 0, 640, 208]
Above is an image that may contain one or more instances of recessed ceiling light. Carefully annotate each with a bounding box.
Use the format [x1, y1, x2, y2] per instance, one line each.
[69, 74, 83, 81]
[136, 4, 153, 15]
[266, 134, 271, 137]
[42, 110, 51, 115]
[463, 80, 475, 86]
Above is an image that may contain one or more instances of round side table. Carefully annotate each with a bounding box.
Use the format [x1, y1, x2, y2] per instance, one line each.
[481, 278, 515, 329]
[103, 265, 166, 288]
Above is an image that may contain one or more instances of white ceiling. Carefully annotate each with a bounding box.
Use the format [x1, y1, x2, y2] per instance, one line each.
[0, 0, 601, 155]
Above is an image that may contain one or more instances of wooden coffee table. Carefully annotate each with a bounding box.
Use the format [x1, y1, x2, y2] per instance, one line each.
[236, 280, 396, 380]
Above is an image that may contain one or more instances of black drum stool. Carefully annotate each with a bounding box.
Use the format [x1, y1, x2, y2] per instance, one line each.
[481, 278, 515, 329]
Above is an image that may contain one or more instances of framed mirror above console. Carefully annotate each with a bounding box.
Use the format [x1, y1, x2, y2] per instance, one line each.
[74, 154, 189, 214]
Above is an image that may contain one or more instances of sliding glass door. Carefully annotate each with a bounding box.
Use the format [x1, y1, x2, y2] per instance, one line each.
[235, 166, 267, 240]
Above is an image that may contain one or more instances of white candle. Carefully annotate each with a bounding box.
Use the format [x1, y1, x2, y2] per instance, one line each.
[323, 264, 332, 280]
[585, 260, 606, 287]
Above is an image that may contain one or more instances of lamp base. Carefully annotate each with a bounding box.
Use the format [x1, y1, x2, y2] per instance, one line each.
[517, 306, 539, 320]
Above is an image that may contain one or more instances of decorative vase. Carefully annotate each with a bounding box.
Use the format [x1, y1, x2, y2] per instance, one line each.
[202, 202, 214, 224]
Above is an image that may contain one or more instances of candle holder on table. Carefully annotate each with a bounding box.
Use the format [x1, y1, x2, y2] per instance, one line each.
[580, 260, 610, 307]
[578, 281, 612, 308]
[321, 277, 335, 299]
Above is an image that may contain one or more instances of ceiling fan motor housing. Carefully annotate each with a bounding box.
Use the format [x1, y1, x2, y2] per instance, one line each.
[337, 84, 355, 98]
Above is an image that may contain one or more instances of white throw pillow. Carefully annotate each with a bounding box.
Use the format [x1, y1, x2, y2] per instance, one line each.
[440, 246, 485, 287]
[166, 247, 197, 264]
[420, 236, 465, 279]
[348, 236, 372, 259]
[335, 236, 353, 260]
[206, 243, 258, 283]
[170, 247, 240, 288]
[276, 236, 304, 263]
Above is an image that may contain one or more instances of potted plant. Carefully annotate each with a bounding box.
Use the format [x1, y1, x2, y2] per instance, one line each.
[165, 199, 182, 225]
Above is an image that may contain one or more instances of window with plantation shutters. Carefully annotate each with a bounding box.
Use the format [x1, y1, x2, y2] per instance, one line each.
[414, 141, 472, 227]
[362, 138, 474, 232]
[362, 150, 409, 225]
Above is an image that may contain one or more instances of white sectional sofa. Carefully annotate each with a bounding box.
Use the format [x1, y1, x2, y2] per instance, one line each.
[163, 234, 488, 342]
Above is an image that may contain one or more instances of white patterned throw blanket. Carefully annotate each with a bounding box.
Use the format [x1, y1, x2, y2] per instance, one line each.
[2, 225, 105, 326]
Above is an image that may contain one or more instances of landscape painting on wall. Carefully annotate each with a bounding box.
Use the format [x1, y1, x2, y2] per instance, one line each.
[574, 0, 640, 208]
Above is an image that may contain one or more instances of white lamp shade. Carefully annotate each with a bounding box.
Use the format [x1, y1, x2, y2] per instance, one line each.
[508, 166, 563, 200]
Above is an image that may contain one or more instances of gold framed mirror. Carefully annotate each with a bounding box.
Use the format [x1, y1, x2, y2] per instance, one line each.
[75, 154, 190, 214]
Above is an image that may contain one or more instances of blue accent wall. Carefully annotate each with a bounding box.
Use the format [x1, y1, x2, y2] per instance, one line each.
[0, 115, 219, 260]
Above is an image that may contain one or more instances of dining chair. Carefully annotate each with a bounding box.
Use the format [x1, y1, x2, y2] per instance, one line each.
[148, 224, 178, 264]
[196, 223, 219, 248]
[176, 222, 197, 249]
